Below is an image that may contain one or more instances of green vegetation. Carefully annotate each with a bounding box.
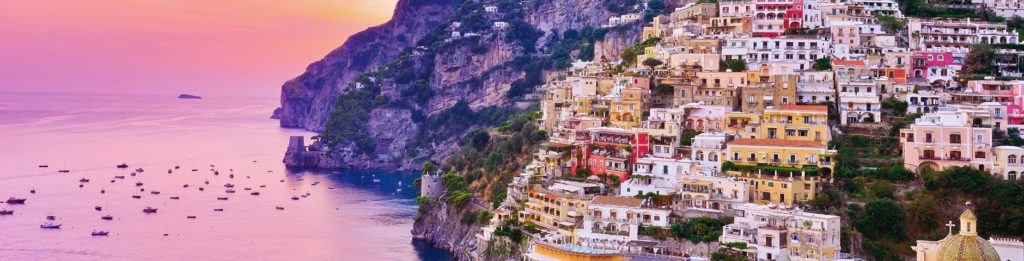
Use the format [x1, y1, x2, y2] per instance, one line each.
[855, 199, 906, 240]
[620, 37, 661, 67]
[711, 242, 747, 261]
[875, 15, 907, 34]
[813, 57, 832, 71]
[642, 58, 664, 71]
[963, 44, 998, 76]
[720, 59, 747, 72]
[670, 216, 733, 243]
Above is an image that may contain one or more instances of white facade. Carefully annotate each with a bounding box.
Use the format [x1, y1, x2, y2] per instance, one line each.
[691, 132, 730, 176]
[723, 37, 832, 71]
[797, 71, 835, 104]
[837, 76, 881, 125]
[720, 203, 842, 261]
[578, 196, 671, 250]
[622, 157, 694, 196]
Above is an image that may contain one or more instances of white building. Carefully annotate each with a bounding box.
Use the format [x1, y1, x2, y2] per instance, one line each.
[796, 71, 835, 104]
[993, 146, 1024, 181]
[906, 90, 946, 115]
[837, 75, 881, 124]
[623, 157, 694, 196]
[577, 196, 672, 250]
[723, 36, 832, 71]
[908, 18, 1020, 55]
[691, 132, 730, 176]
[493, 21, 509, 30]
[720, 203, 842, 261]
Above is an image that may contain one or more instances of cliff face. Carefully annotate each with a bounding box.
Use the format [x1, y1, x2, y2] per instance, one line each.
[411, 201, 486, 260]
[279, 0, 460, 131]
[282, 0, 641, 171]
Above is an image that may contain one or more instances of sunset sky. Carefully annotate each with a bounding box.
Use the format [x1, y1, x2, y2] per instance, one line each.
[0, 0, 397, 97]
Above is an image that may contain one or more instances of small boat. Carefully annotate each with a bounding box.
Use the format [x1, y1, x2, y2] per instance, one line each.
[58, 169, 70, 173]
[79, 178, 90, 183]
[275, 206, 284, 210]
[30, 189, 35, 194]
[259, 185, 266, 188]
[217, 197, 228, 200]
[135, 168, 144, 172]
[79, 184, 84, 188]
[135, 182, 144, 186]
[223, 183, 234, 188]
[142, 207, 158, 213]
[40, 222, 61, 229]
[131, 195, 142, 199]
[204, 181, 210, 185]
[328, 187, 334, 190]
[183, 184, 189, 188]
[6, 197, 27, 204]
[191, 169, 198, 172]
[139, 188, 145, 192]
[198, 187, 205, 191]
[228, 174, 233, 178]
[301, 194, 308, 198]
[101, 215, 113, 220]
[372, 178, 381, 183]
[250, 192, 260, 196]
[91, 230, 109, 236]
[168, 169, 172, 174]
[187, 216, 196, 219]
[0, 210, 13, 215]
[116, 163, 128, 168]
[279, 179, 284, 182]
[213, 208, 224, 212]
[100, 189, 105, 194]
[225, 189, 235, 193]
[130, 172, 136, 176]
[243, 187, 251, 191]
[150, 191, 161, 195]
[114, 176, 125, 179]
[38, 165, 48, 168]
[210, 164, 215, 167]
[95, 206, 102, 211]
[174, 165, 180, 169]
[170, 196, 180, 200]
[291, 196, 299, 200]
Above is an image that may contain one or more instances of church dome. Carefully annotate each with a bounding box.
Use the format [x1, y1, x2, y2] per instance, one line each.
[936, 209, 1000, 261]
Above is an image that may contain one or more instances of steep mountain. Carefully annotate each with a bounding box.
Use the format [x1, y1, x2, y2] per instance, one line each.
[280, 0, 649, 171]
[279, 0, 461, 131]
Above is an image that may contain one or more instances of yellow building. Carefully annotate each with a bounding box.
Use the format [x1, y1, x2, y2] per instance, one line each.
[529, 242, 624, 261]
[724, 112, 761, 139]
[759, 105, 831, 145]
[609, 87, 646, 128]
[726, 139, 835, 169]
[519, 184, 594, 240]
[730, 170, 822, 205]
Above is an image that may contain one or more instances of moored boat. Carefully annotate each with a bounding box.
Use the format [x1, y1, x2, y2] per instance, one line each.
[101, 215, 113, 220]
[142, 207, 158, 213]
[91, 230, 109, 236]
[40, 222, 61, 229]
[0, 210, 13, 215]
[116, 163, 128, 168]
[6, 197, 27, 204]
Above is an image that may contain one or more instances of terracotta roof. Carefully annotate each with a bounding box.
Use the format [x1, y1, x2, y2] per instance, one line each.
[779, 104, 828, 112]
[832, 59, 866, 66]
[728, 138, 825, 148]
[592, 196, 644, 208]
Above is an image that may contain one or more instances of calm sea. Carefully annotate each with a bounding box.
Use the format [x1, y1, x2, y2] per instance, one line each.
[0, 92, 452, 260]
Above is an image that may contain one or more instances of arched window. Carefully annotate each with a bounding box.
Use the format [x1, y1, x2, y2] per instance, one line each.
[1008, 171, 1017, 181]
[1009, 155, 1017, 164]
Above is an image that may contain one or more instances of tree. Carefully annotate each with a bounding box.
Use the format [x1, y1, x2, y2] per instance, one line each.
[642, 58, 664, 72]
[671, 216, 731, 243]
[813, 57, 832, 71]
[907, 191, 938, 229]
[855, 199, 906, 240]
[720, 59, 747, 72]
[868, 180, 894, 199]
[962, 44, 997, 76]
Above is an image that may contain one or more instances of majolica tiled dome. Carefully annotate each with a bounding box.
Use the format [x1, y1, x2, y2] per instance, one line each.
[936, 209, 1000, 261]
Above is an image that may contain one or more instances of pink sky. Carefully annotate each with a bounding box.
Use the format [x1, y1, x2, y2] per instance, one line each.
[0, 0, 397, 98]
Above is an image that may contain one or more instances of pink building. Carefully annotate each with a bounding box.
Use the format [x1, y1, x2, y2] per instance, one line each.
[961, 80, 1024, 125]
[899, 110, 994, 173]
[910, 51, 960, 84]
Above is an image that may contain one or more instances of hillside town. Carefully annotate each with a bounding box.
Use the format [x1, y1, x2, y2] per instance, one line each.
[420, 0, 1024, 260]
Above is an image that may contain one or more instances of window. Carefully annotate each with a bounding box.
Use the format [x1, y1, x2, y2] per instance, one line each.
[975, 151, 985, 159]
[950, 134, 961, 144]
[906, 133, 915, 142]
[925, 133, 933, 143]
[950, 151, 962, 160]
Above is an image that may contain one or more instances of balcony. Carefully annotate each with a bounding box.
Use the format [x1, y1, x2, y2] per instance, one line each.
[918, 156, 970, 162]
[591, 228, 630, 236]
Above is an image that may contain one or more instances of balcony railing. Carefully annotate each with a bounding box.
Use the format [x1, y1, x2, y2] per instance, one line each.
[919, 156, 970, 162]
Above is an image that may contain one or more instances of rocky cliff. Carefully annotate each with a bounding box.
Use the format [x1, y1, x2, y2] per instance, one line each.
[411, 200, 487, 260]
[281, 0, 646, 171]
[279, 0, 460, 131]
